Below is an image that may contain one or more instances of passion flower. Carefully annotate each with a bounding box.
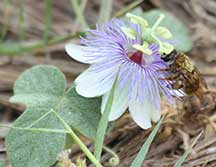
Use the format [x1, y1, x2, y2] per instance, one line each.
[66, 16, 181, 129]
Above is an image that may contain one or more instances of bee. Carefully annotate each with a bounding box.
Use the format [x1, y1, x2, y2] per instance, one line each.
[159, 50, 208, 99]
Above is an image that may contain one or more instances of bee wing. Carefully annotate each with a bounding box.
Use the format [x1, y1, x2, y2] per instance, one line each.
[194, 67, 208, 89]
[200, 77, 208, 89]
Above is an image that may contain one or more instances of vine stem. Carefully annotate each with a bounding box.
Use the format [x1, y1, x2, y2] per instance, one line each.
[103, 146, 119, 166]
[70, 0, 88, 29]
[51, 109, 103, 167]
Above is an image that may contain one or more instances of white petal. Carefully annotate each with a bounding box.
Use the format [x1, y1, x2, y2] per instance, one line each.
[127, 67, 152, 129]
[149, 78, 162, 122]
[74, 69, 90, 85]
[101, 84, 129, 121]
[151, 105, 161, 123]
[75, 66, 118, 98]
[65, 44, 92, 64]
[129, 99, 152, 129]
[128, 68, 162, 129]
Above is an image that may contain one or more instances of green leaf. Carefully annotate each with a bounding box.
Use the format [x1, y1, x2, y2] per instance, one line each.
[58, 87, 101, 139]
[6, 108, 66, 167]
[64, 134, 74, 149]
[130, 118, 163, 167]
[11, 65, 66, 104]
[174, 131, 203, 167]
[6, 65, 101, 167]
[0, 160, 5, 167]
[130, 8, 193, 52]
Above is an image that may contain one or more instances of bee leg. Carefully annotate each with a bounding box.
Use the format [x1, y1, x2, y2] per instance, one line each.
[157, 68, 171, 72]
[160, 74, 179, 81]
[171, 80, 184, 90]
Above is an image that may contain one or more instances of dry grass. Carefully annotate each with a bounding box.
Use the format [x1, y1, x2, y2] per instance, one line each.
[0, 0, 216, 166]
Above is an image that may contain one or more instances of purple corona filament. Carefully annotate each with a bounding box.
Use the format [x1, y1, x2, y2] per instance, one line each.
[66, 18, 182, 129]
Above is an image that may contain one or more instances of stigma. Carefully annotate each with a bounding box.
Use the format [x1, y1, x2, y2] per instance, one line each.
[128, 50, 143, 65]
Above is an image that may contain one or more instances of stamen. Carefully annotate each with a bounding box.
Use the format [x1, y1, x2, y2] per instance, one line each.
[126, 13, 149, 31]
[121, 27, 143, 40]
[155, 26, 172, 39]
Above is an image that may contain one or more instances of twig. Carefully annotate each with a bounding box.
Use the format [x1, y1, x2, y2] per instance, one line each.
[97, 0, 113, 25]
[114, 0, 144, 18]
[0, 31, 85, 55]
[70, 0, 89, 29]
[0, 0, 10, 41]
[18, 0, 25, 39]
[176, 128, 190, 151]
[73, 0, 88, 31]
[44, 0, 52, 42]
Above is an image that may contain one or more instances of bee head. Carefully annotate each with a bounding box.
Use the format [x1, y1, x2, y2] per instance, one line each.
[161, 49, 177, 62]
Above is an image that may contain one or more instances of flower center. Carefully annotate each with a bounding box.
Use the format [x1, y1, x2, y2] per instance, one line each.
[128, 50, 144, 65]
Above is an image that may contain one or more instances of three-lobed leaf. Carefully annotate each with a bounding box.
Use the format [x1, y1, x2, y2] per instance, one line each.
[6, 107, 66, 167]
[6, 65, 101, 167]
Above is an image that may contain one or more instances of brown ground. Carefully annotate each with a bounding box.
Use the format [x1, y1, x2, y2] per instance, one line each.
[0, 0, 216, 166]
